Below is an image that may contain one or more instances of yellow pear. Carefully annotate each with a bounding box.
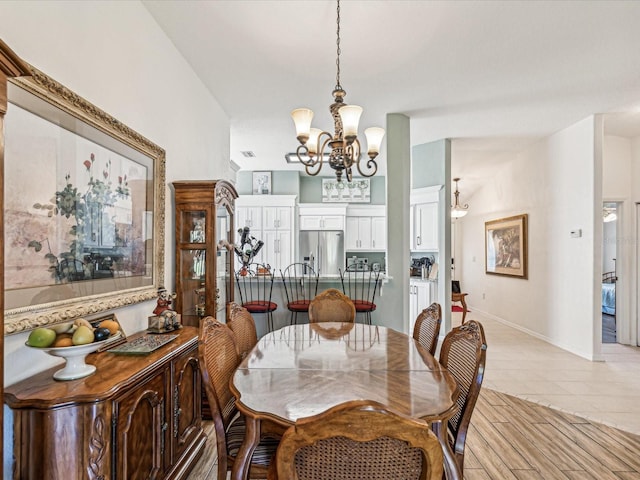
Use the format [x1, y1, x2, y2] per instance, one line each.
[72, 325, 95, 345]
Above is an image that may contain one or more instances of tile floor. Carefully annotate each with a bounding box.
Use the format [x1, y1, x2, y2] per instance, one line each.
[190, 312, 640, 479]
[465, 310, 640, 436]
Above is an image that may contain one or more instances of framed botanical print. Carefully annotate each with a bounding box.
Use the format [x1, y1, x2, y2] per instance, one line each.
[252, 171, 272, 195]
[485, 214, 528, 279]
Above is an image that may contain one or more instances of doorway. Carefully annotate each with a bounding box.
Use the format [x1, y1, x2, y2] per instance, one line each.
[602, 202, 618, 343]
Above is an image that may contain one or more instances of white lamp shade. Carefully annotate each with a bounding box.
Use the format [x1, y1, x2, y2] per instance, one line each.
[451, 207, 468, 219]
[364, 127, 385, 154]
[338, 105, 363, 138]
[306, 128, 322, 155]
[291, 108, 314, 140]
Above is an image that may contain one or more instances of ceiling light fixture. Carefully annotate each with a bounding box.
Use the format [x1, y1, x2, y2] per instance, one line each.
[451, 177, 469, 219]
[290, 0, 384, 183]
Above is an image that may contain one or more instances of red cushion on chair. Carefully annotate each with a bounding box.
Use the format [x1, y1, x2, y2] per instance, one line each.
[287, 300, 311, 312]
[244, 301, 277, 313]
[451, 306, 470, 313]
[353, 300, 376, 313]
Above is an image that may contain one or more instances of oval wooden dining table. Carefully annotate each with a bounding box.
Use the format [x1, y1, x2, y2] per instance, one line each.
[230, 322, 460, 480]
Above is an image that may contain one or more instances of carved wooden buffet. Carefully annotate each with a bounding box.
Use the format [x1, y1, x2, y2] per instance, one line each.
[4, 327, 205, 480]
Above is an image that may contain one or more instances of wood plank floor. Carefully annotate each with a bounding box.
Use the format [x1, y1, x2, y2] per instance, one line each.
[187, 388, 640, 479]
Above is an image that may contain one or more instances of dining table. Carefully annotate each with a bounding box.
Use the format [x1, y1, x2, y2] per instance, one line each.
[230, 322, 461, 480]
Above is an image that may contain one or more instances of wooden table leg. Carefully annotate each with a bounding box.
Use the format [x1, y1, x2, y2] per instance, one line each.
[432, 420, 461, 480]
[231, 416, 261, 480]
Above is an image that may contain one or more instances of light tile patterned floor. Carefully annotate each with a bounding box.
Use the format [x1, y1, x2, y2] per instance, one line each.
[468, 310, 640, 436]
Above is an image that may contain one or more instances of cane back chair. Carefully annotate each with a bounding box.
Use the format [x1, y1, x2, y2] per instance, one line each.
[437, 320, 487, 477]
[270, 400, 444, 480]
[199, 316, 279, 479]
[412, 302, 443, 356]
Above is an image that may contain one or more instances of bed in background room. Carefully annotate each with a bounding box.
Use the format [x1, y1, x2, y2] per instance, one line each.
[602, 271, 616, 316]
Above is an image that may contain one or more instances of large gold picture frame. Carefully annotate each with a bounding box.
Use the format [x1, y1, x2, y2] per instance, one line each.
[4, 64, 165, 335]
[485, 214, 528, 279]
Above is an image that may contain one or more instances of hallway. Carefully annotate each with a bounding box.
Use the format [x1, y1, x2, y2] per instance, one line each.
[468, 310, 640, 435]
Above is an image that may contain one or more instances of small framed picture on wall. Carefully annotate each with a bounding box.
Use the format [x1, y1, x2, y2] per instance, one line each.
[252, 171, 272, 195]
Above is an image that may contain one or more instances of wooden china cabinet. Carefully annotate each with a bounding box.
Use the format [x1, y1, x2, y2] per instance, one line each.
[172, 180, 238, 326]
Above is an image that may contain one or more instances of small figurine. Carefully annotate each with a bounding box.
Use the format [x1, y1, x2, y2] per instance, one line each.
[149, 287, 182, 332]
[153, 287, 176, 316]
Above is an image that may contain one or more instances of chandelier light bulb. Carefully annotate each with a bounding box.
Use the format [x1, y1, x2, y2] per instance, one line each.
[338, 105, 363, 142]
[307, 128, 322, 155]
[364, 127, 385, 156]
[291, 108, 314, 143]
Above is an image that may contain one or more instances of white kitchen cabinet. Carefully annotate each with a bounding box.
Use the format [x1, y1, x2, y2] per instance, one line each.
[298, 204, 347, 231]
[409, 279, 435, 334]
[410, 186, 441, 252]
[264, 206, 292, 230]
[262, 230, 292, 273]
[371, 216, 386, 250]
[345, 216, 387, 251]
[345, 205, 386, 251]
[236, 206, 262, 230]
[300, 214, 344, 230]
[346, 217, 371, 250]
[235, 195, 296, 273]
[412, 202, 438, 251]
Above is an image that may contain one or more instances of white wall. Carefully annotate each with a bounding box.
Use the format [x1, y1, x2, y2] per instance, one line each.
[459, 116, 598, 359]
[0, 2, 231, 474]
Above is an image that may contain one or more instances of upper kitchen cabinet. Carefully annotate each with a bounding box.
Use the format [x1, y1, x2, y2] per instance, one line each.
[345, 205, 386, 251]
[299, 204, 347, 231]
[236, 205, 261, 230]
[172, 180, 237, 326]
[410, 186, 441, 252]
[235, 195, 296, 273]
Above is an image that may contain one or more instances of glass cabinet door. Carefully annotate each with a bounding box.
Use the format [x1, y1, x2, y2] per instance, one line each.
[177, 209, 208, 325]
[182, 211, 206, 244]
[216, 205, 231, 322]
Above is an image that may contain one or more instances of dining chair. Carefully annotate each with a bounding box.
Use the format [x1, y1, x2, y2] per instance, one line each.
[269, 399, 444, 480]
[280, 262, 319, 325]
[412, 302, 442, 356]
[227, 302, 258, 360]
[437, 320, 487, 478]
[198, 316, 280, 480]
[235, 262, 278, 331]
[339, 265, 381, 324]
[308, 288, 356, 323]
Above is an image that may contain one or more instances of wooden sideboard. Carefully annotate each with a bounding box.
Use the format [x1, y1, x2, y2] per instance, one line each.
[5, 327, 205, 480]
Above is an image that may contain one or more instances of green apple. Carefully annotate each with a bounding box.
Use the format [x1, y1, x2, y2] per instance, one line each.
[27, 328, 57, 348]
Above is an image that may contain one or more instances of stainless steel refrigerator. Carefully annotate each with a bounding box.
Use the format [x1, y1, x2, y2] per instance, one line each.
[299, 230, 344, 276]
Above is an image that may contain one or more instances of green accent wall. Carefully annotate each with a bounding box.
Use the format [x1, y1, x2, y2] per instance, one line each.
[238, 171, 386, 204]
[236, 170, 300, 196]
[412, 141, 447, 189]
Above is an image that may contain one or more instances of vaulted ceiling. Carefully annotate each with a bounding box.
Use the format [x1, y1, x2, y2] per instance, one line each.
[143, 0, 640, 193]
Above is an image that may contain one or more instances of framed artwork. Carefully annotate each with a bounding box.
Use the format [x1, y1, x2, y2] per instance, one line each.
[322, 178, 370, 203]
[485, 214, 528, 279]
[3, 64, 165, 335]
[252, 171, 272, 195]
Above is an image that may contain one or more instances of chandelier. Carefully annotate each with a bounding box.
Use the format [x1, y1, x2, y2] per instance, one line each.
[451, 177, 469, 219]
[290, 0, 385, 183]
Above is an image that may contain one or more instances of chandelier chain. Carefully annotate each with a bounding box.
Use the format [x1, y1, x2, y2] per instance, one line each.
[335, 0, 341, 90]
